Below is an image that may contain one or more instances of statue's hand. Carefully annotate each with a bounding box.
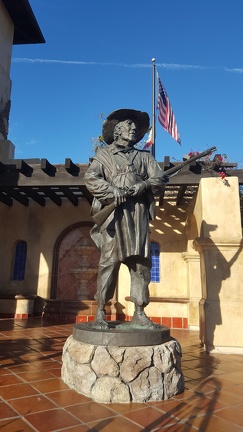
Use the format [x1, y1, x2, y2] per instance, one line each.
[129, 182, 146, 197]
[113, 187, 127, 206]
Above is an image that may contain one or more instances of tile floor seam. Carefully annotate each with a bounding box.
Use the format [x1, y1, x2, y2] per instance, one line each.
[87, 412, 168, 431]
[22, 409, 83, 432]
[7, 393, 68, 417]
[54, 427, 90, 432]
[213, 410, 243, 428]
[9, 415, 41, 432]
[97, 404, 146, 416]
[0, 380, 44, 396]
[0, 413, 21, 421]
[43, 406, 88, 425]
[45, 398, 94, 410]
[188, 413, 243, 432]
[63, 402, 117, 421]
[131, 415, 191, 431]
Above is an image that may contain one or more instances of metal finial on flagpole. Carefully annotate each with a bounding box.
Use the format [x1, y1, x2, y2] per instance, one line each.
[151, 58, 156, 158]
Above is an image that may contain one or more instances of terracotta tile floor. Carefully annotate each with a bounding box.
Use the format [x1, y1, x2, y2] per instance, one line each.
[0, 319, 243, 431]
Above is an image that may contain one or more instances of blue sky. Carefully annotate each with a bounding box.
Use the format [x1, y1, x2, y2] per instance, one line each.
[9, 0, 243, 166]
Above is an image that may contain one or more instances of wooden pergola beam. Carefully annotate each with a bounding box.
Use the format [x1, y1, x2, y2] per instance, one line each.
[65, 158, 80, 176]
[176, 185, 188, 206]
[1, 187, 29, 206]
[15, 160, 33, 176]
[0, 192, 13, 206]
[59, 186, 79, 206]
[24, 187, 45, 206]
[41, 159, 56, 176]
[40, 187, 62, 206]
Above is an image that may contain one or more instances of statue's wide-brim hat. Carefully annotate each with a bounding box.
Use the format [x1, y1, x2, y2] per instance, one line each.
[102, 108, 150, 145]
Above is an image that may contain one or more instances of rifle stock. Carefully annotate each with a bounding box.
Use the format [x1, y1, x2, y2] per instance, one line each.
[92, 201, 116, 226]
[92, 146, 217, 227]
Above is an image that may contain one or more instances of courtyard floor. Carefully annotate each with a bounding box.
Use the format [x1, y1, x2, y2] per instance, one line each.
[0, 318, 243, 431]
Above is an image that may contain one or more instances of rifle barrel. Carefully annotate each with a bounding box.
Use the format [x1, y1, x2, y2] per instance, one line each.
[162, 146, 217, 177]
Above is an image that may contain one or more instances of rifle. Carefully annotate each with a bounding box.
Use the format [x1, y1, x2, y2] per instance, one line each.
[92, 146, 216, 227]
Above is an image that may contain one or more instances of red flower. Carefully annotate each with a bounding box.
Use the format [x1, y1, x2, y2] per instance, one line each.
[188, 151, 200, 157]
[220, 172, 226, 179]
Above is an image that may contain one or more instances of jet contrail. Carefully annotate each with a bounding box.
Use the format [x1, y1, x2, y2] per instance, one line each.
[224, 67, 243, 73]
[11, 58, 242, 73]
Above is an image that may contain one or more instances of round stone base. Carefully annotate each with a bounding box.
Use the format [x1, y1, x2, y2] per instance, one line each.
[61, 334, 184, 403]
[73, 321, 171, 346]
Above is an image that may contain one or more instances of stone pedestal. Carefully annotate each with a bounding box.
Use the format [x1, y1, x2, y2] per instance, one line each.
[61, 323, 184, 403]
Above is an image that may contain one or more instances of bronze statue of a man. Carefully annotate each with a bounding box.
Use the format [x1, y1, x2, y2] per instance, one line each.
[84, 109, 166, 329]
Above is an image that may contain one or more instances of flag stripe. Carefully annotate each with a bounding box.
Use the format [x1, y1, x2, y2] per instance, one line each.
[157, 72, 181, 144]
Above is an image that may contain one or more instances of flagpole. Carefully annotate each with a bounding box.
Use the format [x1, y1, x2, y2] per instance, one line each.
[151, 58, 156, 157]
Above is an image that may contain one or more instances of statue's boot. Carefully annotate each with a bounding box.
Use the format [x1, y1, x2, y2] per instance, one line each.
[131, 305, 160, 329]
[92, 307, 109, 329]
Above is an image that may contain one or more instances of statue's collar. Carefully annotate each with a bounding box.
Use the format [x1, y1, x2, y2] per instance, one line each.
[110, 143, 135, 155]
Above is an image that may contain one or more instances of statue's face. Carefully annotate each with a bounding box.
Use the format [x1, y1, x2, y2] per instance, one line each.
[115, 119, 139, 146]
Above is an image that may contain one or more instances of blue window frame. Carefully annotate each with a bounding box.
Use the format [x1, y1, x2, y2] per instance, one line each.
[12, 241, 27, 280]
[150, 241, 160, 282]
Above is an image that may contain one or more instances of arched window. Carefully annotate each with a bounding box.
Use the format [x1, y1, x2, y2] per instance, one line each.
[150, 241, 160, 282]
[12, 241, 27, 281]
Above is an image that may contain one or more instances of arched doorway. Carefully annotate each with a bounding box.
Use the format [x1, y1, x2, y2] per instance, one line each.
[43, 222, 100, 323]
[55, 223, 99, 301]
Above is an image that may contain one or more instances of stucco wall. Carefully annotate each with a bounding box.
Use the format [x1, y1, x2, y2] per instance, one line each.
[193, 176, 242, 242]
[0, 198, 91, 299]
[192, 177, 243, 351]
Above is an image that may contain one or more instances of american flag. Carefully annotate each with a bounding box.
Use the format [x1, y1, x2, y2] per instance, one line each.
[157, 72, 181, 144]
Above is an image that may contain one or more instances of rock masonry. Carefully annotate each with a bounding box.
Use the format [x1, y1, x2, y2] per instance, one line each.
[61, 336, 184, 403]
